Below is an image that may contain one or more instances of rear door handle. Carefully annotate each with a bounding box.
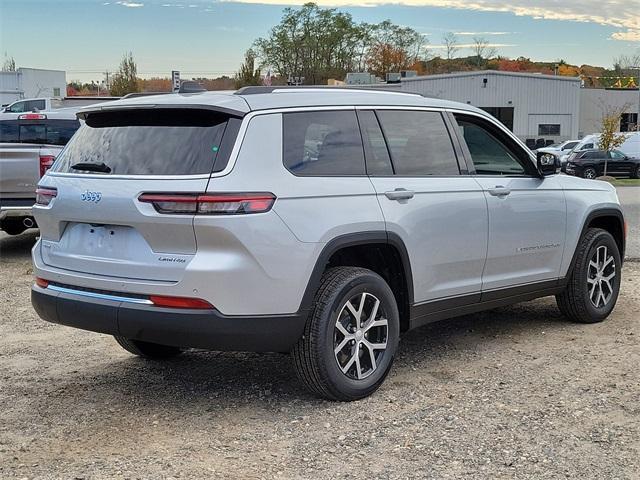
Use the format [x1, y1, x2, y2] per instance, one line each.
[487, 186, 511, 197]
[384, 188, 415, 201]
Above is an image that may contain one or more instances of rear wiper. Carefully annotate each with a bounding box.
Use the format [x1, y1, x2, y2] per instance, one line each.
[71, 162, 112, 173]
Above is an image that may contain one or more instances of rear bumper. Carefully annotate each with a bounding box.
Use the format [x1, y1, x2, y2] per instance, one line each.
[31, 285, 306, 352]
[0, 198, 34, 220]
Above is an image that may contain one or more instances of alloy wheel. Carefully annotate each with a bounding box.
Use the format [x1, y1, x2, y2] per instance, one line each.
[334, 292, 389, 380]
[587, 245, 616, 308]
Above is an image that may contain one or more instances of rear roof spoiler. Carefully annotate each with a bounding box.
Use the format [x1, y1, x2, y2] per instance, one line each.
[76, 103, 246, 120]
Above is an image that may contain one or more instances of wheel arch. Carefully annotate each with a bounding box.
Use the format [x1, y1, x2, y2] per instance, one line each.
[298, 231, 413, 332]
[566, 208, 625, 280]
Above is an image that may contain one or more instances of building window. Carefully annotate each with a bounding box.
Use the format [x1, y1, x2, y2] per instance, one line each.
[538, 124, 561, 136]
[53, 88, 61, 97]
[621, 113, 638, 132]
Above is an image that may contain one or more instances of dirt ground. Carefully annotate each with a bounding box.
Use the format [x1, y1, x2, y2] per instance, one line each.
[1, 230, 639, 480]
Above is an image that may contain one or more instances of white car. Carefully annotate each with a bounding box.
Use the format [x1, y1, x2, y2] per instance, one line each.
[536, 140, 580, 157]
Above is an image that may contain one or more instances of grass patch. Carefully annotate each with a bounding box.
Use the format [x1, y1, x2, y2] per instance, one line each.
[596, 177, 640, 187]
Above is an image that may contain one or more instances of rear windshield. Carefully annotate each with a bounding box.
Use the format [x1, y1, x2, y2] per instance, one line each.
[0, 119, 80, 146]
[52, 109, 229, 176]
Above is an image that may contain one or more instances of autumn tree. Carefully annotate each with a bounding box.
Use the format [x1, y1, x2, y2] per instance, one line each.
[598, 104, 629, 176]
[234, 49, 262, 88]
[109, 52, 140, 96]
[366, 20, 425, 77]
[2, 54, 16, 72]
[471, 37, 497, 67]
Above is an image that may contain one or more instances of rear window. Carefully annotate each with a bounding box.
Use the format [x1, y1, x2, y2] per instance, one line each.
[283, 111, 365, 176]
[52, 109, 229, 176]
[0, 119, 79, 146]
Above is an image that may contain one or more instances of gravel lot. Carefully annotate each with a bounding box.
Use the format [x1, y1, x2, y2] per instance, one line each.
[1, 230, 639, 480]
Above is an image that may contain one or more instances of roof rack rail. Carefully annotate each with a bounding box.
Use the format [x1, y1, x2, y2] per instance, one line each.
[234, 85, 423, 96]
[122, 92, 169, 99]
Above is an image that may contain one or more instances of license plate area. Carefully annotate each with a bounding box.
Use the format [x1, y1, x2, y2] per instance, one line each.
[41, 222, 193, 281]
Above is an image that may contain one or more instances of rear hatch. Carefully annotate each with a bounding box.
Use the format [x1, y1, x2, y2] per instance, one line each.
[36, 107, 241, 282]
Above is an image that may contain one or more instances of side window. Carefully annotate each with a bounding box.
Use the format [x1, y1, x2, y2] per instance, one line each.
[581, 143, 594, 150]
[610, 150, 624, 159]
[24, 100, 44, 112]
[454, 114, 528, 176]
[376, 110, 459, 176]
[357, 110, 393, 175]
[8, 101, 26, 113]
[283, 110, 365, 176]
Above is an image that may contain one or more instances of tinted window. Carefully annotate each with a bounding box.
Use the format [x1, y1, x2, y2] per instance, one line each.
[0, 120, 79, 145]
[283, 111, 365, 176]
[563, 141, 579, 150]
[455, 115, 526, 175]
[52, 109, 228, 176]
[581, 143, 594, 150]
[376, 110, 459, 176]
[357, 110, 392, 175]
[610, 150, 625, 159]
[0, 122, 19, 142]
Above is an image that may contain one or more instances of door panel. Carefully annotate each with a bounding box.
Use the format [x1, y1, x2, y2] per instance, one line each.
[473, 176, 566, 290]
[363, 109, 488, 303]
[371, 177, 488, 302]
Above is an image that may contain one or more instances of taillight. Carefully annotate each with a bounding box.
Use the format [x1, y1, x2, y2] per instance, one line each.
[35, 277, 49, 288]
[35, 187, 57, 206]
[149, 295, 213, 309]
[138, 192, 276, 215]
[39, 155, 56, 177]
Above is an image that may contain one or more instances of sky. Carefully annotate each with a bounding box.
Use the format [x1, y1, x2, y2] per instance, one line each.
[0, 0, 638, 84]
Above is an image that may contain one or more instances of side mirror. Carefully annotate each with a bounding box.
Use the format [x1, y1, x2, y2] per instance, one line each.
[537, 153, 560, 176]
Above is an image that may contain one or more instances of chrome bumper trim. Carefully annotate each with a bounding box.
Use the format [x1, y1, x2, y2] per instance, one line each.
[47, 284, 154, 305]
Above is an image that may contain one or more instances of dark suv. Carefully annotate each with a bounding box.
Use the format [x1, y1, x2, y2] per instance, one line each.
[565, 149, 640, 179]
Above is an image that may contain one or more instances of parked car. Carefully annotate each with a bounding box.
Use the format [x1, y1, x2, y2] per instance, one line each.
[0, 110, 81, 235]
[535, 139, 580, 171]
[565, 149, 640, 179]
[0, 97, 119, 120]
[566, 132, 640, 161]
[31, 87, 625, 401]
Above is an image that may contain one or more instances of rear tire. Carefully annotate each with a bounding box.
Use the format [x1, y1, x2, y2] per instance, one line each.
[556, 228, 621, 323]
[292, 267, 400, 401]
[114, 336, 182, 359]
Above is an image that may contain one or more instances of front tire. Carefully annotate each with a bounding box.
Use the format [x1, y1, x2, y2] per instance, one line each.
[292, 267, 400, 401]
[556, 228, 621, 323]
[114, 336, 182, 359]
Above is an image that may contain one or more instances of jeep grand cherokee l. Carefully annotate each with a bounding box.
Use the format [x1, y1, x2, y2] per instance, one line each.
[31, 87, 625, 401]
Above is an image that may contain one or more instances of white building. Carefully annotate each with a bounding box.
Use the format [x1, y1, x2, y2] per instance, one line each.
[579, 88, 639, 135]
[0, 68, 66, 106]
[398, 70, 582, 144]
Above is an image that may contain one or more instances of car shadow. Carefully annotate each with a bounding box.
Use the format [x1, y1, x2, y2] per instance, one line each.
[0, 229, 38, 262]
[34, 299, 568, 417]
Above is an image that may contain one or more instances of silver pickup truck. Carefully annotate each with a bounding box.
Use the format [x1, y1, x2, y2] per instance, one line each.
[0, 110, 80, 234]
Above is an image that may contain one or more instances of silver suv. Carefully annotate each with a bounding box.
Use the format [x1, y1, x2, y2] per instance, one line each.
[31, 87, 625, 401]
